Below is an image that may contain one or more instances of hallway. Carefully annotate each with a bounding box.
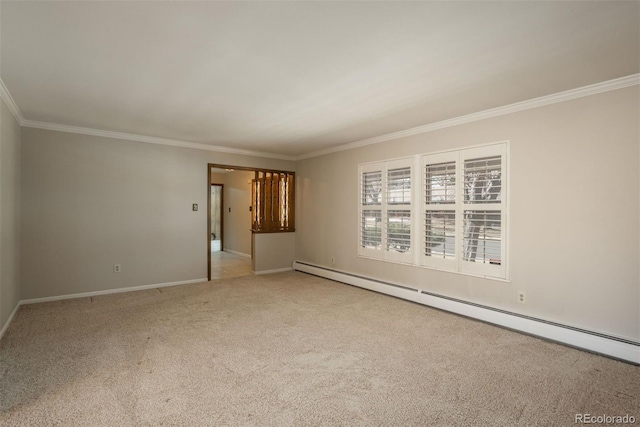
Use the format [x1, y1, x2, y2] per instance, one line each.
[210, 249, 252, 280]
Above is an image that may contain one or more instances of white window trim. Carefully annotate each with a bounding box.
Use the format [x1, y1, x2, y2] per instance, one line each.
[457, 144, 507, 279]
[358, 141, 510, 282]
[358, 157, 415, 264]
[384, 158, 414, 264]
[420, 150, 459, 273]
[358, 162, 383, 260]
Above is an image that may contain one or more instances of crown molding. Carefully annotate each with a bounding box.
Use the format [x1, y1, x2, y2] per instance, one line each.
[295, 73, 640, 160]
[4, 74, 638, 161]
[21, 120, 297, 161]
[2, 77, 294, 161]
[0, 77, 25, 125]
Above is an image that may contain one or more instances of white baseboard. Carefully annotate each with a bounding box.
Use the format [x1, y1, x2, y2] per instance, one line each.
[254, 267, 292, 275]
[292, 261, 640, 364]
[224, 249, 251, 258]
[20, 278, 208, 305]
[0, 302, 21, 342]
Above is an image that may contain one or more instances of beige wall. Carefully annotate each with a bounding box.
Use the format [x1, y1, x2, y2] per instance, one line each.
[210, 170, 254, 256]
[1, 98, 21, 328]
[222, 170, 253, 256]
[20, 128, 295, 299]
[295, 86, 640, 341]
[253, 232, 295, 273]
[210, 185, 222, 240]
[8, 82, 639, 344]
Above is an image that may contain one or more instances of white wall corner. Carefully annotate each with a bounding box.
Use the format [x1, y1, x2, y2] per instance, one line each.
[0, 78, 25, 125]
[0, 302, 21, 343]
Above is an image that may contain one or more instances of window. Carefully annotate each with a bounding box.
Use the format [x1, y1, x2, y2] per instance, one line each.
[422, 143, 507, 279]
[361, 169, 382, 250]
[358, 142, 508, 280]
[358, 158, 414, 263]
[251, 171, 295, 232]
[423, 154, 457, 270]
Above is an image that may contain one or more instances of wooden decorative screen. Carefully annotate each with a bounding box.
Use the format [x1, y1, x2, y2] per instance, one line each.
[251, 171, 295, 232]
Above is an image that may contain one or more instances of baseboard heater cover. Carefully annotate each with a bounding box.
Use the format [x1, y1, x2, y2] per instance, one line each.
[292, 261, 639, 364]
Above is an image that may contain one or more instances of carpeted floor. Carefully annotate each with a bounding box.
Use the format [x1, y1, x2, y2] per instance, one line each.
[0, 272, 638, 426]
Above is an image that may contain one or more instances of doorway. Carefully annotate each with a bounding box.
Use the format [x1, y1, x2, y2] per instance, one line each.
[207, 165, 254, 281]
[210, 184, 223, 253]
[207, 163, 295, 280]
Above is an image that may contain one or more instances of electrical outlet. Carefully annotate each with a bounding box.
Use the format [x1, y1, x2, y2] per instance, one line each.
[518, 291, 525, 303]
[331, 256, 335, 264]
[114, 264, 121, 273]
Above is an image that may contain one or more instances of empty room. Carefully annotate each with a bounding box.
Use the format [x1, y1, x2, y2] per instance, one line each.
[1, 1, 639, 425]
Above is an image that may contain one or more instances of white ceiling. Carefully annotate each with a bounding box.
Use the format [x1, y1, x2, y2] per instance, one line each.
[1, 1, 638, 158]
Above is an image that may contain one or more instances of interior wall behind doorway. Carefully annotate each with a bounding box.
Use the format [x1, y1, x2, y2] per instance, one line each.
[211, 170, 253, 257]
[210, 185, 222, 249]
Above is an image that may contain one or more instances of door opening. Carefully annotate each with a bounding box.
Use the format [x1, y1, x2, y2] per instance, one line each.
[208, 164, 254, 281]
[210, 184, 223, 253]
[207, 163, 294, 280]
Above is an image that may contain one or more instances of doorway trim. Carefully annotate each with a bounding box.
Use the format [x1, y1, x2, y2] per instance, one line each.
[208, 166, 227, 281]
[207, 163, 295, 280]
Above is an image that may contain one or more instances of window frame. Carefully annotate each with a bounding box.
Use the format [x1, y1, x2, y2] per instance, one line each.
[457, 144, 507, 279]
[359, 162, 384, 259]
[421, 151, 459, 272]
[358, 157, 415, 264]
[384, 158, 415, 264]
[358, 142, 509, 281]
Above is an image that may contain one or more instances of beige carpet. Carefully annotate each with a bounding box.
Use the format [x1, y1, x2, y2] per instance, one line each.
[0, 272, 638, 426]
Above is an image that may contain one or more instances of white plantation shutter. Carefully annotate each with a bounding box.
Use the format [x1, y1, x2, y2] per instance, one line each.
[359, 164, 383, 258]
[387, 210, 411, 252]
[361, 210, 382, 249]
[462, 210, 502, 264]
[460, 145, 506, 278]
[385, 160, 413, 263]
[362, 171, 383, 206]
[420, 143, 507, 279]
[387, 166, 411, 204]
[463, 155, 502, 204]
[425, 211, 456, 260]
[425, 161, 456, 205]
[421, 152, 458, 271]
[359, 143, 507, 280]
[358, 158, 414, 263]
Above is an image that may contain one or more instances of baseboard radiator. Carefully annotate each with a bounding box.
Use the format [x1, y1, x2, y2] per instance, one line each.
[292, 261, 639, 364]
